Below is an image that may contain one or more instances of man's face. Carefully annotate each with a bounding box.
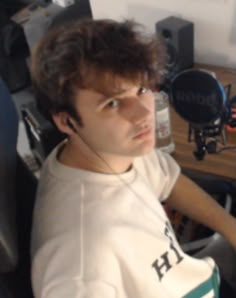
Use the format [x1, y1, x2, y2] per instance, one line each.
[73, 80, 156, 160]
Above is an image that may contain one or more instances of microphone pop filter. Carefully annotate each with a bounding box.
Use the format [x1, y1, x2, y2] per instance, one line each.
[170, 69, 226, 126]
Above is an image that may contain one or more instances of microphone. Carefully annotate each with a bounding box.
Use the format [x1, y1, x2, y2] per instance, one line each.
[169, 69, 236, 160]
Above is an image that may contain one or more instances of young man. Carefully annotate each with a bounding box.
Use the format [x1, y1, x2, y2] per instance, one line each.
[30, 19, 236, 297]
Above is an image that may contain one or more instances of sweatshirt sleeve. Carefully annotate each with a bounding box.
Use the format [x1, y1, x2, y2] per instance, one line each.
[155, 150, 181, 201]
[138, 149, 181, 202]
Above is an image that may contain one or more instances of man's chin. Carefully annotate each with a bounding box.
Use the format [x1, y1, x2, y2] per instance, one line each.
[132, 141, 155, 157]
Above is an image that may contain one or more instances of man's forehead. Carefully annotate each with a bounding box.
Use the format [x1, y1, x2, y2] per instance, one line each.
[90, 69, 141, 91]
[95, 78, 140, 99]
[76, 69, 145, 103]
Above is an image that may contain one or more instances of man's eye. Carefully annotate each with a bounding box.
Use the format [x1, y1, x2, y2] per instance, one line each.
[106, 99, 120, 109]
[138, 87, 149, 95]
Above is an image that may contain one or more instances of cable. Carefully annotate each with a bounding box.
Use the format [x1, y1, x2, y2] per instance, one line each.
[216, 145, 236, 153]
[70, 122, 169, 221]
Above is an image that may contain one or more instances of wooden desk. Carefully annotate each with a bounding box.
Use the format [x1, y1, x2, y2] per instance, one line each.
[171, 64, 236, 181]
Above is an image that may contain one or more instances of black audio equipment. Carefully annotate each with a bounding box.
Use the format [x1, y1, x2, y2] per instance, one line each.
[21, 101, 66, 165]
[155, 16, 194, 87]
[170, 69, 236, 160]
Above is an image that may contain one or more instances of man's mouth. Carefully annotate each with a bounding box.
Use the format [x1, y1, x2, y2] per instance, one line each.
[133, 127, 153, 139]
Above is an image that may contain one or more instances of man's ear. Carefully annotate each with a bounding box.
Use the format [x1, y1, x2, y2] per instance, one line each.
[51, 112, 74, 135]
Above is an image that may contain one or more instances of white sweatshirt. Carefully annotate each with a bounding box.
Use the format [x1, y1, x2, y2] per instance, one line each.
[31, 144, 219, 298]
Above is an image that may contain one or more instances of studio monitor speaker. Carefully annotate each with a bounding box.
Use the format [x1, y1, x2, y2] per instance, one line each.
[156, 16, 194, 78]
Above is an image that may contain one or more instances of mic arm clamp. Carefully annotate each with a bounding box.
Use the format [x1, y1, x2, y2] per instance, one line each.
[188, 122, 228, 160]
[191, 128, 207, 160]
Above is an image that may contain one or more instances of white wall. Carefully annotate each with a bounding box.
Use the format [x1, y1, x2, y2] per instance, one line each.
[89, 0, 128, 21]
[89, 0, 236, 69]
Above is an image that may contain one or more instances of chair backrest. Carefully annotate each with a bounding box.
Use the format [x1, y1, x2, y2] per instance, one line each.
[0, 78, 18, 273]
[0, 78, 38, 298]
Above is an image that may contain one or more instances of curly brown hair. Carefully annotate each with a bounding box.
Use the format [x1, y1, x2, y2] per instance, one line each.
[31, 18, 166, 124]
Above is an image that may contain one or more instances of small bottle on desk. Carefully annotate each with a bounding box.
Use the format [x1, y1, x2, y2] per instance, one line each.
[154, 90, 175, 154]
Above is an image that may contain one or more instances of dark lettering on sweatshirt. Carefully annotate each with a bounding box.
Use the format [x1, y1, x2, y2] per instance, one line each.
[152, 221, 184, 280]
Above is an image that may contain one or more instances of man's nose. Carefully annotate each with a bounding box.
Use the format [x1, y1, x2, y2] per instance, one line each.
[127, 98, 153, 124]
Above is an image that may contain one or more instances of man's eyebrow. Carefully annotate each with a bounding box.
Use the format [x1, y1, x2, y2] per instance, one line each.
[96, 88, 132, 105]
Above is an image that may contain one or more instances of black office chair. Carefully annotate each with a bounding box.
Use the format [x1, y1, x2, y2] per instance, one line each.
[0, 78, 37, 297]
